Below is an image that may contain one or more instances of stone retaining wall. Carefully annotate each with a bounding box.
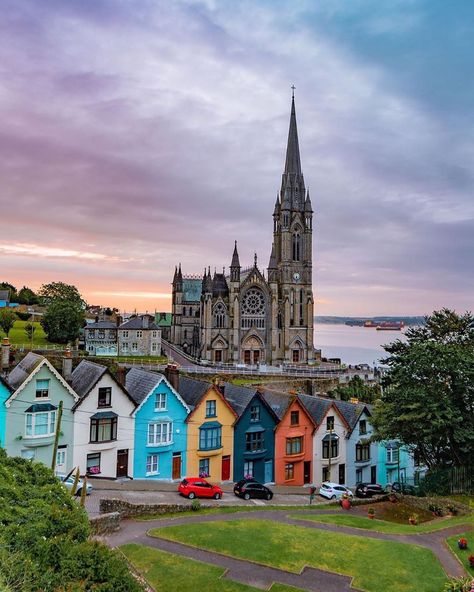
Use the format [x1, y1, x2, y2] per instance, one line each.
[89, 511, 121, 534]
[99, 498, 211, 518]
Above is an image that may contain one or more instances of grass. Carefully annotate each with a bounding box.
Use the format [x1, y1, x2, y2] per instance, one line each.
[446, 531, 474, 576]
[151, 519, 446, 592]
[121, 544, 305, 592]
[289, 512, 472, 534]
[5, 320, 55, 346]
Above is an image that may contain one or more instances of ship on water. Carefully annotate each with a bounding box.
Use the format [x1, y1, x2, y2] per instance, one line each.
[362, 320, 405, 330]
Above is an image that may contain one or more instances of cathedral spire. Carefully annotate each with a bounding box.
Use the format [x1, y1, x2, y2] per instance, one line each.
[231, 241, 240, 268]
[284, 91, 302, 177]
[268, 243, 277, 269]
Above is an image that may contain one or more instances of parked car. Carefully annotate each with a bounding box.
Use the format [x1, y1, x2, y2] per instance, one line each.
[388, 482, 419, 495]
[58, 474, 93, 497]
[178, 477, 223, 500]
[355, 483, 384, 498]
[319, 482, 353, 500]
[234, 480, 273, 501]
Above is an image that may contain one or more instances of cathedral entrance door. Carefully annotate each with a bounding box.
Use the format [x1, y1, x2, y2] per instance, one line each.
[253, 350, 260, 365]
[244, 350, 251, 365]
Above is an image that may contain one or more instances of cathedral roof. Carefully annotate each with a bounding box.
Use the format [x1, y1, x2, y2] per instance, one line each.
[182, 278, 202, 302]
[212, 272, 229, 298]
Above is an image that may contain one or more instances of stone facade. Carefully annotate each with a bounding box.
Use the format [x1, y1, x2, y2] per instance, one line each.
[171, 96, 315, 366]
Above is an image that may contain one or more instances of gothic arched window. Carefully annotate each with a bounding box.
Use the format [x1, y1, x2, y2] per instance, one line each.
[292, 232, 301, 261]
[241, 288, 266, 329]
[213, 302, 227, 329]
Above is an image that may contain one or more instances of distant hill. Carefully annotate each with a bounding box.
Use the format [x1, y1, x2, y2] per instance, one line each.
[315, 316, 425, 326]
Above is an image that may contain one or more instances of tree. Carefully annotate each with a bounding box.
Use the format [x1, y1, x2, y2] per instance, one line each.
[38, 282, 86, 308]
[24, 322, 36, 345]
[328, 375, 381, 404]
[371, 309, 474, 469]
[0, 309, 17, 337]
[40, 301, 85, 344]
[16, 286, 39, 305]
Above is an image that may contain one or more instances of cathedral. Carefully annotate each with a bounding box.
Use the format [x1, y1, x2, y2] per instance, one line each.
[171, 94, 315, 365]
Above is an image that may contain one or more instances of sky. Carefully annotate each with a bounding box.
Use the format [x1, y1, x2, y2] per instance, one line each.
[0, 0, 473, 316]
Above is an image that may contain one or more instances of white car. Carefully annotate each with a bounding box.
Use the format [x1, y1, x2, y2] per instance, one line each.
[319, 482, 353, 500]
[58, 474, 93, 496]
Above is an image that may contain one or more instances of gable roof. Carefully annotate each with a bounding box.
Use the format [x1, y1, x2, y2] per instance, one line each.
[119, 315, 159, 330]
[86, 321, 117, 329]
[177, 375, 211, 409]
[219, 382, 255, 418]
[261, 390, 292, 420]
[125, 367, 189, 414]
[298, 394, 333, 425]
[8, 352, 44, 391]
[71, 360, 137, 410]
[6, 353, 79, 407]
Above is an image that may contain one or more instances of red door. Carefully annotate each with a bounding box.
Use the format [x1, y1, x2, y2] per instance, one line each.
[221, 456, 231, 481]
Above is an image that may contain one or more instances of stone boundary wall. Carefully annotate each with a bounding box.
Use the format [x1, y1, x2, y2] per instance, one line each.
[89, 511, 121, 535]
[99, 498, 211, 518]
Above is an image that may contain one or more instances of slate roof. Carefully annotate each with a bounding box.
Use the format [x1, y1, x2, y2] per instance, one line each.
[8, 352, 44, 390]
[119, 315, 159, 330]
[86, 321, 117, 329]
[220, 382, 255, 418]
[70, 360, 108, 400]
[261, 390, 292, 420]
[0, 290, 10, 302]
[298, 393, 332, 425]
[177, 375, 211, 409]
[126, 367, 162, 405]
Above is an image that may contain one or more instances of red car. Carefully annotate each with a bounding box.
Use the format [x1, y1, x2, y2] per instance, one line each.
[178, 477, 223, 500]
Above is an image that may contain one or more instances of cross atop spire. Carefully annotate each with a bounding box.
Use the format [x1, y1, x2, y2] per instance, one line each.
[291, 84, 295, 98]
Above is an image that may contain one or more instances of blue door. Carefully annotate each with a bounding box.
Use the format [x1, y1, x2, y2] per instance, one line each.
[264, 460, 273, 483]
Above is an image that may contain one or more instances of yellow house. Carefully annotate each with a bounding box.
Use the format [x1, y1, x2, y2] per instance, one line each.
[179, 376, 237, 482]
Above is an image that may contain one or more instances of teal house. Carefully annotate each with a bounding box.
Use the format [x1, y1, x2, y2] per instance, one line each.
[0, 375, 12, 447]
[126, 367, 190, 480]
[225, 384, 280, 484]
[4, 353, 78, 473]
[377, 440, 416, 487]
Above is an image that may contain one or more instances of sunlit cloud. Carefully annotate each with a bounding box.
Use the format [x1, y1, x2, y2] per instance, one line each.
[0, 243, 121, 262]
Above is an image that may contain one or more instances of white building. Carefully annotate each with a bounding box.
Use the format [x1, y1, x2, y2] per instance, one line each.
[70, 360, 136, 478]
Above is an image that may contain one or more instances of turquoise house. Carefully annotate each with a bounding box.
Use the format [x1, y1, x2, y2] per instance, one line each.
[4, 353, 78, 473]
[0, 376, 12, 447]
[377, 440, 416, 487]
[126, 367, 190, 480]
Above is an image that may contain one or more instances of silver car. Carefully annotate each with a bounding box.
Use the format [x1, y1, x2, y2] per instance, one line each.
[58, 474, 93, 496]
[319, 482, 353, 500]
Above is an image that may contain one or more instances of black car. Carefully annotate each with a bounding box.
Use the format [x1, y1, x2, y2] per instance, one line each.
[234, 479, 273, 501]
[355, 483, 384, 498]
[389, 482, 419, 495]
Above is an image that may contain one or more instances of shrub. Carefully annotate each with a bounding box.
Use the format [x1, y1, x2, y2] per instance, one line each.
[191, 499, 201, 512]
[443, 576, 473, 591]
[15, 311, 31, 321]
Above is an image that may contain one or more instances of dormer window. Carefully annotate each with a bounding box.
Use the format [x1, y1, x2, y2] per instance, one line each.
[359, 420, 367, 435]
[326, 416, 335, 431]
[155, 392, 166, 411]
[206, 400, 217, 417]
[250, 405, 260, 422]
[35, 379, 50, 399]
[98, 387, 111, 408]
[290, 410, 299, 425]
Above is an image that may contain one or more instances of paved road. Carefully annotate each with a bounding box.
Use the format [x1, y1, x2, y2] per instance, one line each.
[104, 507, 471, 591]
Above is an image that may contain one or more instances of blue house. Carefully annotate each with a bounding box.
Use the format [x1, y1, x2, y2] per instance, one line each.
[377, 441, 416, 487]
[224, 385, 280, 484]
[126, 367, 190, 480]
[346, 405, 379, 487]
[0, 374, 12, 448]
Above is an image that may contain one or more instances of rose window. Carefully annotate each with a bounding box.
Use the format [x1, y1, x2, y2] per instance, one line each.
[241, 289, 265, 329]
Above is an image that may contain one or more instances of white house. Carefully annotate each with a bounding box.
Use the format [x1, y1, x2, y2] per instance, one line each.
[70, 360, 136, 478]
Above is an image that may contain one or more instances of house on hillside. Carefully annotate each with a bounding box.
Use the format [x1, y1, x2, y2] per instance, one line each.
[346, 405, 378, 487]
[3, 351, 78, 473]
[126, 367, 190, 480]
[378, 441, 416, 487]
[178, 376, 237, 482]
[118, 314, 161, 356]
[225, 385, 280, 484]
[84, 321, 118, 356]
[70, 360, 136, 478]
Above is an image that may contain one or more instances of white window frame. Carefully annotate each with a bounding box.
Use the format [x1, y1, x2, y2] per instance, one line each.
[122, 330, 129, 338]
[25, 411, 56, 438]
[154, 392, 167, 411]
[152, 331, 157, 338]
[387, 447, 399, 463]
[151, 343, 157, 352]
[148, 422, 173, 446]
[122, 343, 129, 353]
[132, 342, 138, 352]
[35, 379, 50, 399]
[146, 453, 159, 475]
[243, 460, 254, 477]
[136, 330, 143, 338]
[56, 448, 67, 468]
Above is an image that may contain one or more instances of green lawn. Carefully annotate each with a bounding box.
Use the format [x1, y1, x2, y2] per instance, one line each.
[134, 505, 324, 521]
[289, 513, 472, 535]
[446, 531, 474, 576]
[6, 320, 54, 346]
[121, 544, 304, 592]
[151, 519, 446, 592]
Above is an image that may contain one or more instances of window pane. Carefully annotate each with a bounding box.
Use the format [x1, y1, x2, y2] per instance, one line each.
[35, 413, 49, 435]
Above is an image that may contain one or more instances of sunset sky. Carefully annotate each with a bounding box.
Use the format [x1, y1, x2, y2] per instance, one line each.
[1, 0, 473, 316]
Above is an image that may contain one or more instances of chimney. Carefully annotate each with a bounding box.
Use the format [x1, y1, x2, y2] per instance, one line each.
[165, 364, 179, 392]
[116, 365, 127, 386]
[116, 314, 122, 327]
[62, 347, 73, 382]
[1, 338, 10, 374]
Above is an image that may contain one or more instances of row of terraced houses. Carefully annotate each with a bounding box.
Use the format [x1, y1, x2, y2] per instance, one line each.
[0, 344, 416, 487]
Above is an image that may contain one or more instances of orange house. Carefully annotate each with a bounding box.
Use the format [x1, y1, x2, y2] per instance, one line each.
[274, 396, 316, 485]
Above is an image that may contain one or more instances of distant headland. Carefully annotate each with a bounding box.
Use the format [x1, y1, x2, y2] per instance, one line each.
[315, 316, 425, 326]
